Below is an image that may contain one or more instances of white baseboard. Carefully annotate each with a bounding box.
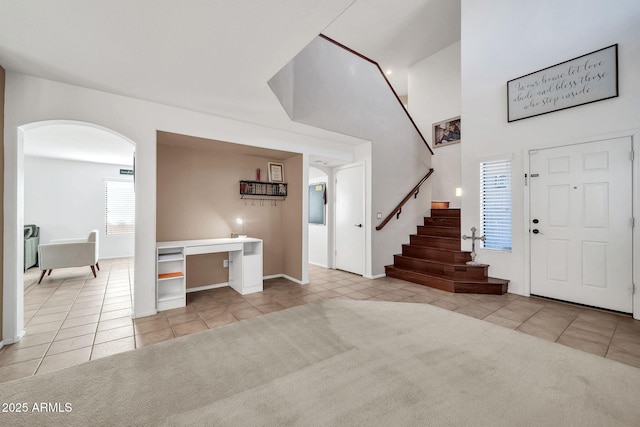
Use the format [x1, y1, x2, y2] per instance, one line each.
[282, 274, 308, 285]
[263, 274, 308, 285]
[133, 310, 158, 319]
[2, 329, 26, 345]
[186, 282, 229, 293]
[99, 255, 135, 260]
[364, 273, 386, 279]
[309, 261, 328, 268]
[0, 340, 4, 351]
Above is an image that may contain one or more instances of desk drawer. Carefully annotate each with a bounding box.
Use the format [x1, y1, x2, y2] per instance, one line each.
[185, 243, 242, 255]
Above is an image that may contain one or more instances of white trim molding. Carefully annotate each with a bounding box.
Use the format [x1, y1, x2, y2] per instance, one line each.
[186, 282, 229, 293]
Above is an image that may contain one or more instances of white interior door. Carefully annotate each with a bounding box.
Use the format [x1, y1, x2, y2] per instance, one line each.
[335, 164, 365, 275]
[530, 137, 633, 312]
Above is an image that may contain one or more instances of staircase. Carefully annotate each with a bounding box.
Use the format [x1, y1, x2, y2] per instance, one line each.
[385, 208, 509, 294]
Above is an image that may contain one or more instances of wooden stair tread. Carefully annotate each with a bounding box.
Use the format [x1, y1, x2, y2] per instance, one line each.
[430, 208, 460, 218]
[424, 217, 460, 226]
[394, 254, 488, 269]
[401, 245, 472, 264]
[386, 265, 506, 284]
[401, 244, 466, 254]
[410, 234, 461, 250]
[411, 234, 458, 241]
[417, 225, 460, 233]
[385, 266, 508, 294]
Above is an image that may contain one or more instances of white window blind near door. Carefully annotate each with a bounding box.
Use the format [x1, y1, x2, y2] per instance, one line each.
[105, 180, 135, 235]
[480, 159, 512, 250]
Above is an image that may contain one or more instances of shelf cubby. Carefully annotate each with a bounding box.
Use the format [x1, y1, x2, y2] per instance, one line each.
[156, 246, 186, 311]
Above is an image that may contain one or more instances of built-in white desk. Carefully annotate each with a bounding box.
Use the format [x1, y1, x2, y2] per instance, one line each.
[156, 237, 263, 311]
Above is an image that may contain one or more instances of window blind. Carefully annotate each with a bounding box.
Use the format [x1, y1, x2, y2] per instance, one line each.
[480, 159, 512, 250]
[105, 180, 135, 235]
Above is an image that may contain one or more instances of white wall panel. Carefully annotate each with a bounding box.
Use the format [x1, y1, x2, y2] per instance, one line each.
[461, 0, 640, 296]
[24, 156, 134, 259]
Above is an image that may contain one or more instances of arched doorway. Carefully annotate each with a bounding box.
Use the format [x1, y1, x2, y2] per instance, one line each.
[3, 120, 136, 344]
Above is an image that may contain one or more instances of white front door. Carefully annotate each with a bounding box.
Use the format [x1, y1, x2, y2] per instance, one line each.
[335, 164, 365, 275]
[530, 137, 633, 312]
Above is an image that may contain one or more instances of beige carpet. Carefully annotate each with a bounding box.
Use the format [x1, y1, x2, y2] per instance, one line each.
[2, 300, 639, 426]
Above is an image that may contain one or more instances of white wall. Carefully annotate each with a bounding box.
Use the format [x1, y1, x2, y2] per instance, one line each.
[409, 41, 461, 208]
[271, 36, 433, 276]
[24, 156, 134, 259]
[4, 74, 357, 331]
[461, 0, 640, 300]
[308, 167, 328, 267]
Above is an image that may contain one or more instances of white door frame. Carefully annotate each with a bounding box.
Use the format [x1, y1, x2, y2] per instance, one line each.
[523, 130, 640, 320]
[307, 165, 332, 269]
[333, 161, 366, 275]
[2, 120, 137, 346]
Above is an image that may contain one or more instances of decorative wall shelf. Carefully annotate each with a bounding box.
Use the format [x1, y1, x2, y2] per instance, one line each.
[239, 180, 287, 201]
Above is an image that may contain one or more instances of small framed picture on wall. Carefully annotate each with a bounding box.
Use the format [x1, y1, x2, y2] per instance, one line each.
[433, 116, 461, 148]
[268, 162, 285, 183]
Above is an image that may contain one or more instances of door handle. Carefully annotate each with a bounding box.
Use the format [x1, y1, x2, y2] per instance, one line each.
[532, 229, 544, 235]
[354, 224, 362, 228]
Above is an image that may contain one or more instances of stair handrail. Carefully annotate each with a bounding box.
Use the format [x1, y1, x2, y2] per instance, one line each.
[319, 34, 434, 155]
[376, 168, 435, 231]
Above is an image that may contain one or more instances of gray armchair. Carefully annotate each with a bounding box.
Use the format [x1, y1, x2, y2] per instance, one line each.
[24, 224, 40, 270]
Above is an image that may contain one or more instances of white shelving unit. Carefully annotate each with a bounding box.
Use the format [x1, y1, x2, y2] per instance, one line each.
[156, 246, 186, 311]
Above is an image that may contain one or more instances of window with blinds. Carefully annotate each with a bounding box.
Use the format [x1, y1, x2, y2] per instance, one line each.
[480, 159, 512, 250]
[105, 180, 135, 235]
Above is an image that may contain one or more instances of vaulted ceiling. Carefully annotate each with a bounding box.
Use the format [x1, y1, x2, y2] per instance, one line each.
[0, 0, 460, 160]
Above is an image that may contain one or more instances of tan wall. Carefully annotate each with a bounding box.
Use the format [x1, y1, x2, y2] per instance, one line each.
[186, 253, 228, 289]
[0, 65, 5, 340]
[156, 132, 301, 287]
[282, 155, 303, 280]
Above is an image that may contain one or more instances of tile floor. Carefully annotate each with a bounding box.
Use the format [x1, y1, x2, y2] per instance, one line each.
[1, 259, 639, 384]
